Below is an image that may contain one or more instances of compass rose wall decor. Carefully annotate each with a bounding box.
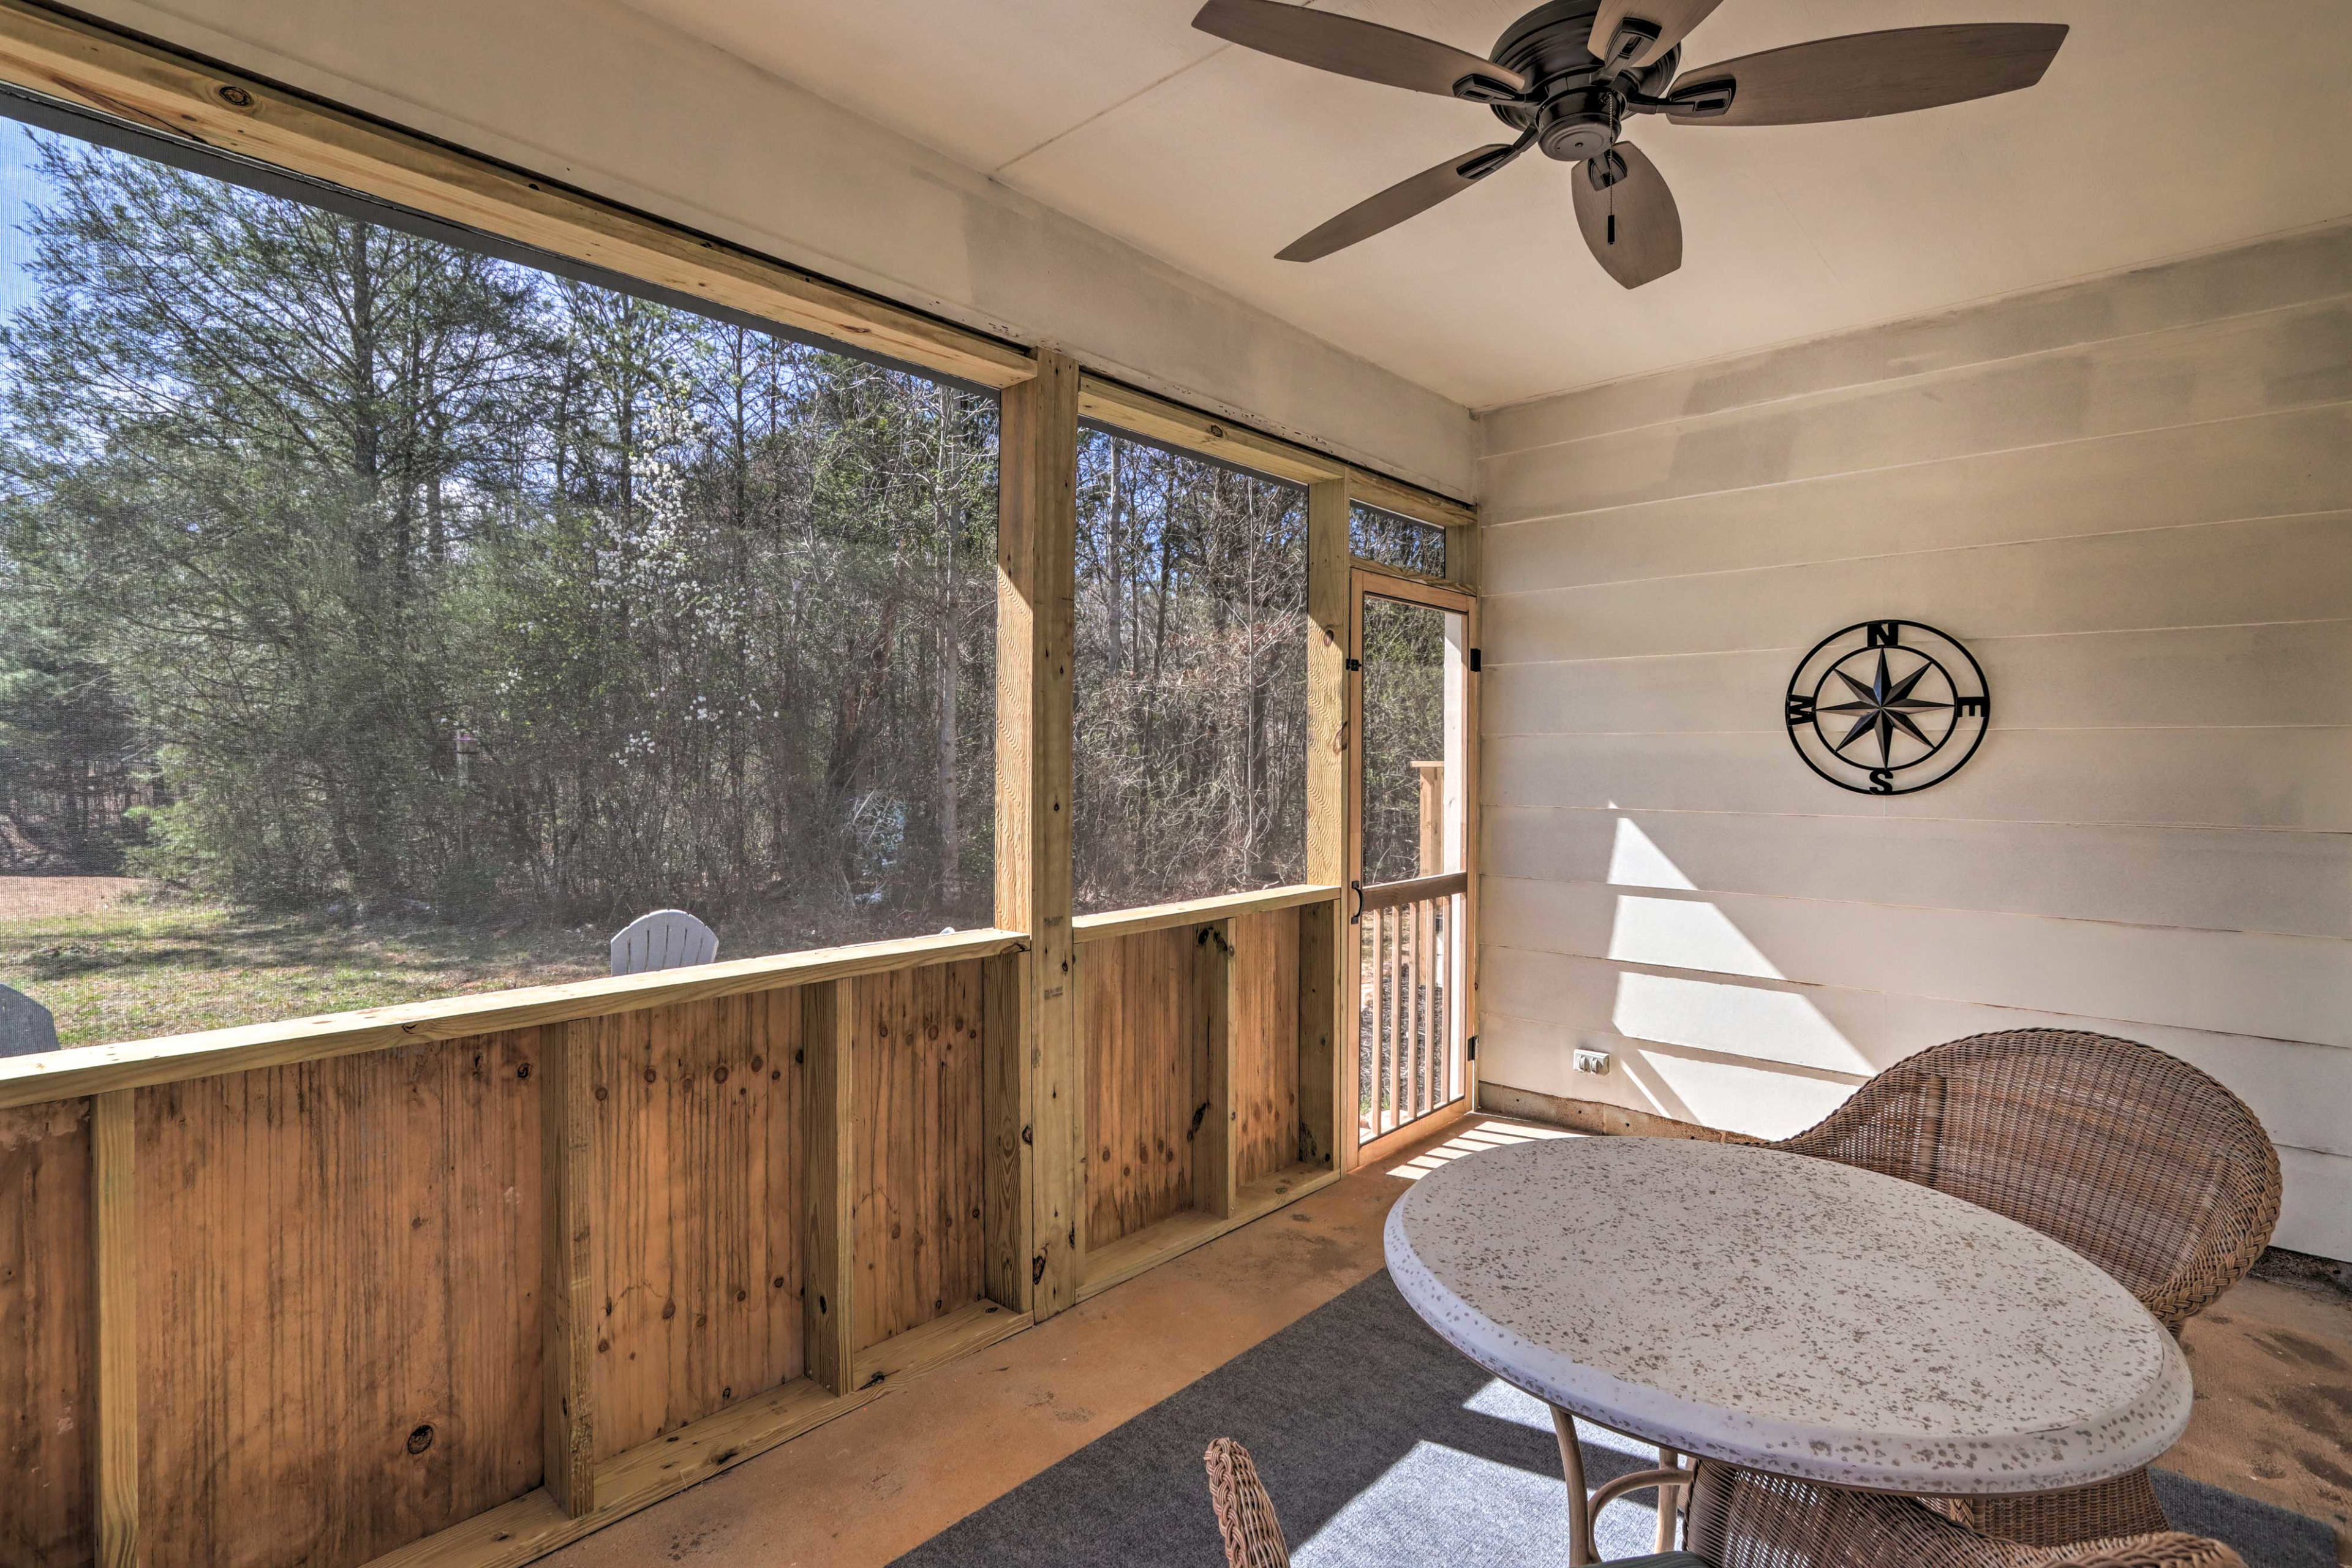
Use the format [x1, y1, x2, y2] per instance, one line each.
[1784, 620, 1989, 795]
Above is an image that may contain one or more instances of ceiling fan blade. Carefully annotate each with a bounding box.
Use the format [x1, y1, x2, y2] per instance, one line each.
[1278, 140, 1526, 262]
[1664, 23, 2067, 126]
[1194, 0, 1526, 102]
[1571, 141, 1683, 289]
[1588, 0, 1724, 73]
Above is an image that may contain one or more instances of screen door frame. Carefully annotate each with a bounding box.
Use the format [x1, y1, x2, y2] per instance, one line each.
[1346, 566, 1479, 1164]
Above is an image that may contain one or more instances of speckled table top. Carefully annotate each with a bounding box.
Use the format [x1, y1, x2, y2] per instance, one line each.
[1384, 1136, 2192, 1494]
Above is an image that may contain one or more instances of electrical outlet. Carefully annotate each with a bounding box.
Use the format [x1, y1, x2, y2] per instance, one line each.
[1574, 1049, 1612, 1076]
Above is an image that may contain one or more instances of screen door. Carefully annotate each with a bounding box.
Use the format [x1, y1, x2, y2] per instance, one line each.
[1351, 573, 1472, 1157]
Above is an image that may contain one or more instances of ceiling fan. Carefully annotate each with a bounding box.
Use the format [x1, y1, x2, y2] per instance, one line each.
[1193, 0, 2068, 287]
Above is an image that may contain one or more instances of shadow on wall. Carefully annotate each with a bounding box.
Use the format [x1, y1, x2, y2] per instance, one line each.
[1593, 813, 1872, 1137]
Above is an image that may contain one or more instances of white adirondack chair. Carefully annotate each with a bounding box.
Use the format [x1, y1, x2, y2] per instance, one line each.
[609, 910, 720, 976]
[0, 983, 59, 1057]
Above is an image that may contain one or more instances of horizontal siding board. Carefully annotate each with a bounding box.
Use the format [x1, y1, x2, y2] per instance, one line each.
[1493, 1025, 2348, 1259]
[1485, 620, 2352, 736]
[1487, 404, 2352, 580]
[1485, 1020, 1862, 1140]
[1482, 302, 2352, 519]
[1480, 807, 2352, 941]
[1485, 729, 2352, 831]
[1477, 968, 2352, 1160]
[1478, 226, 2352, 454]
[2275, 1147, 2352, 1261]
[1482, 955, 1887, 1080]
[1485, 511, 2352, 665]
[1482, 878, 2352, 1049]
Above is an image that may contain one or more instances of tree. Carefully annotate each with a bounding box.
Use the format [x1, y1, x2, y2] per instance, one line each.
[0, 120, 1000, 938]
[1072, 429, 1307, 913]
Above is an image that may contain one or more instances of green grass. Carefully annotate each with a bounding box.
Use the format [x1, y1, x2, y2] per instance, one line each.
[0, 893, 611, 1046]
[0, 881, 984, 1049]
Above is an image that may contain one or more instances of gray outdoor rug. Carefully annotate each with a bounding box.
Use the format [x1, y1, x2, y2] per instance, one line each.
[894, 1270, 2338, 1568]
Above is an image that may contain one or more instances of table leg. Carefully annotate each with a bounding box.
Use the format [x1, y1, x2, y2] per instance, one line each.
[1548, 1404, 1594, 1567]
[1655, 1447, 1681, 1551]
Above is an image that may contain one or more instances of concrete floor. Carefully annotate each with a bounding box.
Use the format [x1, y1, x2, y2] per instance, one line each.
[549, 1116, 2352, 1567]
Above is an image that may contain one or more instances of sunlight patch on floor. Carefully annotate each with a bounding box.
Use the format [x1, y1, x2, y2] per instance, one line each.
[1384, 1120, 1577, 1181]
[1292, 1391, 1668, 1564]
[1292, 1440, 1576, 1566]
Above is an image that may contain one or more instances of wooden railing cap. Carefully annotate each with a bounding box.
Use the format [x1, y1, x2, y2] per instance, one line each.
[0, 926, 1028, 1109]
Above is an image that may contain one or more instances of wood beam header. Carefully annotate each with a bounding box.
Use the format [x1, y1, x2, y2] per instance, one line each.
[0, 0, 1036, 388]
[1078, 375, 1475, 533]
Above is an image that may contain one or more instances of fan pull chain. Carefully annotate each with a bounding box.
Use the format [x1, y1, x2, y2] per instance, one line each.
[1607, 184, 1616, 246]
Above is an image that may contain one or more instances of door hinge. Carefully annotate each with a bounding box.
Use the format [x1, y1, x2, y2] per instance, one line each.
[1466, 1034, 1478, 1062]
[1345, 657, 1362, 673]
[1469, 647, 1482, 673]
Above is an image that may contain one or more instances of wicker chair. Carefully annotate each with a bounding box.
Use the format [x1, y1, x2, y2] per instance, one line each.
[1746, 1028, 2282, 1545]
[1200, 1438, 2247, 1568]
[1205, 1438, 1291, 1568]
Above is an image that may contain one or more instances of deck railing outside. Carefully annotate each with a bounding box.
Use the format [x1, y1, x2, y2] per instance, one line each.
[1358, 760, 1465, 1143]
[1359, 872, 1463, 1141]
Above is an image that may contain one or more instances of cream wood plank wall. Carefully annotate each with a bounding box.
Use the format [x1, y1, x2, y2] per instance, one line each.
[1475, 221, 2352, 1261]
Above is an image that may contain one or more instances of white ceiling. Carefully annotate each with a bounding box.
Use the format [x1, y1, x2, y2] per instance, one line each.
[624, 0, 2352, 410]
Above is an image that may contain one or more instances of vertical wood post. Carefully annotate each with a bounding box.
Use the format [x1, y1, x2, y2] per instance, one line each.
[1194, 919, 1237, 1219]
[803, 979, 857, 1392]
[1413, 761, 1444, 876]
[997, 349, 1082, 1319]
[1295, 900, 1335, 1169]
[1446, 514, 1479, 592]
[1304, 479, 1354, 1170]
[980, 949, 1028, 1312]
[92, 1088, 137, 1568]
[541, 1022, 597, 1516]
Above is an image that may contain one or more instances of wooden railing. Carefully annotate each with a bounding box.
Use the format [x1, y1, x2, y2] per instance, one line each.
[0, 888, 1349, 1568]
[1358, 870, 1465, 1144]
[6, 929, 1049, 1568]
[1072, 883, 1344, 1298]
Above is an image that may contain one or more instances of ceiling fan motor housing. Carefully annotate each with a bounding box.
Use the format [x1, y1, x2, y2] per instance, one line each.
[1536, 90, 1620, 160]
[1491, 0, 1676, 162]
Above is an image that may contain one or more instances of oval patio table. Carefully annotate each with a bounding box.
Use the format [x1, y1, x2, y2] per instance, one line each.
[1384, 1136, 2193, 1566]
